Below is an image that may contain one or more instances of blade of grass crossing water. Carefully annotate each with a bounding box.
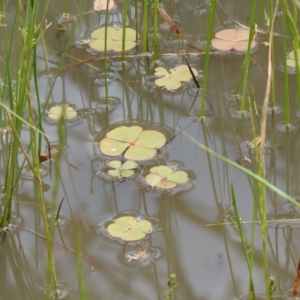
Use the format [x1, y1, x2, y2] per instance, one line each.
[283, 16, 290, 126]
[230, 184, 255, 299]
[200, 0, 216, 116]
[153, 0, 159, 60]
[142, 0, 148, 52]
[122, 0, 129, 61]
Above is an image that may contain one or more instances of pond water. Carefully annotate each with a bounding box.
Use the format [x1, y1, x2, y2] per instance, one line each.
[1, 1, 300, 299]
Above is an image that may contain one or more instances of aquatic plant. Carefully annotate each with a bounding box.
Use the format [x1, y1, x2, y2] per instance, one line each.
[145, 165, 188, 190]
[99, 125, 166, 161]
[154, 65, 198, 91]
[89, 26, 137, 52]
[107, 216, 152, 241]
[107, 160, 138, 179]
[211, 28, 257, 52]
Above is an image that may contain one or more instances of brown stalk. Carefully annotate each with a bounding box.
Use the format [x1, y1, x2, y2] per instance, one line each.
[292, 255, 300, 297]
[157, 7, 182, 38]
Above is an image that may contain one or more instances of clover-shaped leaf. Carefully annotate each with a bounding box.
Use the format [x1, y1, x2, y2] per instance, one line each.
[107, 160, 138, 179]
[154, 65, 198, 91]
[99, 125, 166, 161]
[145, 165, 188, 190]
[287, 49, 300, 69]
[47, 105, 77, 120]
[211, 28, 257, 52]
[107, 216, 152, 241]
[89, 27, 137, 52]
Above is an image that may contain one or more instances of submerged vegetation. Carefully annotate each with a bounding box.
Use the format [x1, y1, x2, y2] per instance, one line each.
[1, 0, 300, 299]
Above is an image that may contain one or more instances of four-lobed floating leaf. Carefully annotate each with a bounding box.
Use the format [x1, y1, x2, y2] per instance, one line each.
[154, 65, 198, 91]
[99, 125, 166, 161]
[145, 165, 188, 190]
[48, 105, 77, 120]
[211, 28, 257, 52]
[107, 216, 152, 241]
[287, 49, 300, 69]
[89, 27, 137, 52]
[107, 160, 138, 179]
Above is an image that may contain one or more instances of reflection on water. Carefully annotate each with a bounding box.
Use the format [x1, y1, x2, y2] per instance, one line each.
[1, 0, 300, 299]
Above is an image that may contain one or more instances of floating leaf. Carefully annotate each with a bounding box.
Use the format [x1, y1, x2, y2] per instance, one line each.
[145, 165, 188, 190]
[154, 65, 198, 91]
[99, 126, 166, 161]
[107, 160, 138, 178]
[93, 0, 116, 11]
[287, 49, 300, 69]
[107, 216, 152, 241]
[211, 28, 257, 52]
[48, 105, 77, 120]
[89, 27, 137, 52]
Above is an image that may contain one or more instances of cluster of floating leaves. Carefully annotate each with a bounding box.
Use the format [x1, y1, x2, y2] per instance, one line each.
[211, 28, 256, 52]
[89, 27, 137, 53]
[154, 65, 198, 91]
[99, 125, 166, 161]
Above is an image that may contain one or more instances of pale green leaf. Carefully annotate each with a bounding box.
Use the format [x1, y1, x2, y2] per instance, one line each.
[145, 173, 163, 187]
[150, 166, 173, 177]
[108, 160, 122, 169]
[108, 169, 122, 177]
[124, 145, 157, 161]
[100, 126, 166, 161]
[89, 27, 137, 52]
[107, 216, 151, 241]
[112, 41, 136, 52]
[89, 39, 114, 52]
[135, 130, 166, 149]
[99, 138, 130, 156]
[106, 126, 143, 143]
[48, 105, 77, 120]
[115, 27, 137, 41]
[121, 160, 138, 170]
[165, 78, 182, 91]
[167, 171, 188, 184]
[287, 49, 300, 69]
[120, 170, 135, 178]
[91, 27, 116, 40]
[145, 165, 189, 190]
[154, 67, 171, 77]
[154, 65, 197, 91]
[155, 180, 177, 189]
[155, 76, 171, 87]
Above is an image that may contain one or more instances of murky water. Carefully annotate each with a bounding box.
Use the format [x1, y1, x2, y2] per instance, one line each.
[1, 1, 300, 299]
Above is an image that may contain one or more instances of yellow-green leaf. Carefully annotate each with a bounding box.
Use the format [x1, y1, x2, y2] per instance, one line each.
[48, 105, 77, 120]
[107, 216, 152, 241]
[154, 65, 197, 91]
[100, 138, 130, 156]
[145, 165, 189, 190]
[99, 126, 167, 161]
[89, 27, 137, 52]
